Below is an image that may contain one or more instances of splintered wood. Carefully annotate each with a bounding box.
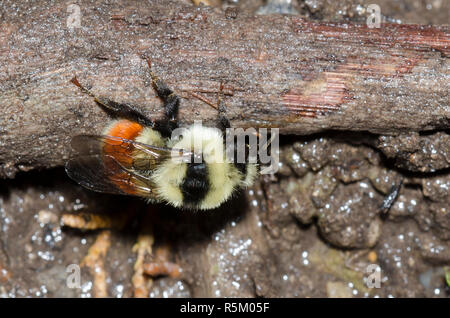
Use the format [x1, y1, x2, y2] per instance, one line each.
[132, 232, 154, 298]
[81, 230, 111, 298]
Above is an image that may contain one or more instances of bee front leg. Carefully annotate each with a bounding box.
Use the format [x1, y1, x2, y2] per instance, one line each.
[145, 58, 180, 137]
[216, 83, 231, 133]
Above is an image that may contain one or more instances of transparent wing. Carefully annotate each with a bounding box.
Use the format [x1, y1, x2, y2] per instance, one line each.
[65, 134, 192, 197]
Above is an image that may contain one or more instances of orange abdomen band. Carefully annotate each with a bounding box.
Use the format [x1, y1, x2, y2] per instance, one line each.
[103, 120, 143, 194]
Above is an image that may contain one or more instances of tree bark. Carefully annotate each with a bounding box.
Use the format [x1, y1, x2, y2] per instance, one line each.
[0, 0, 449, 177]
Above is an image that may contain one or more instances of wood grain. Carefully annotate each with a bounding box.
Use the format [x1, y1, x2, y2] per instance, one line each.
[0, 0, 448, 177]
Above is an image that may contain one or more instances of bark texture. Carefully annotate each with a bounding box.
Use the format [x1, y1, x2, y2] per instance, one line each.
[0, 0, 449, 177]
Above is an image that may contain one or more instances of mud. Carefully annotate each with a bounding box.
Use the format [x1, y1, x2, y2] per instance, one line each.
[377, 132, 450, 173]
[0, 129, 449, 298]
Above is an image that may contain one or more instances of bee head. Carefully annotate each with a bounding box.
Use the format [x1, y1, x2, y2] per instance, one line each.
[168, 124, 226, 165]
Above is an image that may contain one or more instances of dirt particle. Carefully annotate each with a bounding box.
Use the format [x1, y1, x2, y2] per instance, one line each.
[326, 281, 353, 298]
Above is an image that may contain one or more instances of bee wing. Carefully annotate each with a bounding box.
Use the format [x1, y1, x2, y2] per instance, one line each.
[66, 135, 192, 197]
[65, 153, 155, 196]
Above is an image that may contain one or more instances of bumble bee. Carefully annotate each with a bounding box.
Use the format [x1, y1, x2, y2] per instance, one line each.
[66, 59, 258, 210]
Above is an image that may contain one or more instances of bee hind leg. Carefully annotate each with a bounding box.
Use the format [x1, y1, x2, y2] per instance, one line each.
[70, 77, 154, 127]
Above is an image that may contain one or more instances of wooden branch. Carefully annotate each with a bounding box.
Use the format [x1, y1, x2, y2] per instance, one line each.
[0, 0, 449, 177]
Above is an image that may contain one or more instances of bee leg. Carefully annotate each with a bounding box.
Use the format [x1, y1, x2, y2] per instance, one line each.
[70, 77, 154, 127]
[145, 58, 180, 137]
[217, 83, 231, 133]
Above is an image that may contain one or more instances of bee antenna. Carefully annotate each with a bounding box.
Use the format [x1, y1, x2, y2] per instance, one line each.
[260, 133, 276, 152]
[217, 82, 226, 114]
[190, 92, 218, 110]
